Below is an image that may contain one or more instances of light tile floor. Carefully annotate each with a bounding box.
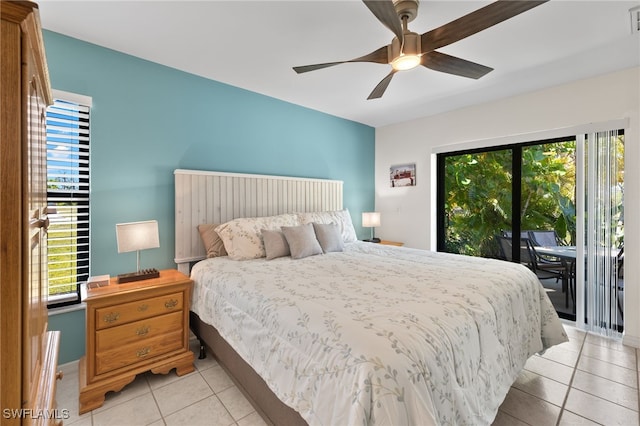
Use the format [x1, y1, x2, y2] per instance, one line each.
[57, 325, 639, 425]
[493, 323, 639, 426]
[56, 338, 268, 426]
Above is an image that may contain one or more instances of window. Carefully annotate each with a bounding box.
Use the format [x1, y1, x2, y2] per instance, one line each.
[46, 90, 91, 308]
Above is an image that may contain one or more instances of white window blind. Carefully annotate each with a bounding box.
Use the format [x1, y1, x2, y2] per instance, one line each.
[46, 94, 91, 307]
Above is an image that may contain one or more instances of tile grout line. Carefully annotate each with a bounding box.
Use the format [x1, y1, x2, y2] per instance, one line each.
[555, 330, 640, 424]
[148, 377, 165, 425]
[555, 330, 587, 426]
[194, 364, 239, 425]
[86, 352, 245, 426]
[154, 368, 236, 425]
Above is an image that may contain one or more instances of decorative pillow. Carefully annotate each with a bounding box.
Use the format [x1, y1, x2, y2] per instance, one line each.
[262, 229, 290, 260]
[312, 222, 344, 253]
[215, 213, 300, 260]
[281, 223, 322, 260]
[297, 209, 357, 243]
[197, 223, 227, 258]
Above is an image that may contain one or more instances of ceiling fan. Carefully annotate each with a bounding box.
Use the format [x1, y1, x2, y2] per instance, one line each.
[293, 0, 549, 100]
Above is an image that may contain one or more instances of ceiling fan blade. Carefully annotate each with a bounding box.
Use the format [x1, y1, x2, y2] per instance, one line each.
[421, 0, 549, 52]
[363, 0, 404, 44]
[421, 51, 493, 79]
[367, 70, 397, 100]
[293, 62, 349, 74]
[293, 46, 389, 74]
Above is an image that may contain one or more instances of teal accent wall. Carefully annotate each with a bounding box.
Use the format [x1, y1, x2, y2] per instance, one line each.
[43, 31, 375, 364]
[48, 309, 85, 365]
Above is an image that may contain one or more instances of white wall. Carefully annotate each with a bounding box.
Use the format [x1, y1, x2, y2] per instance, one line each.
[375, 67, 640, 346]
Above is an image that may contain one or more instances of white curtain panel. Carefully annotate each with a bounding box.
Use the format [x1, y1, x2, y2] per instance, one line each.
[583, 129, 624, 337]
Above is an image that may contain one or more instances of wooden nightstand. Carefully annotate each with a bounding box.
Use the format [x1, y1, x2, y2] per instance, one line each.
[379, 240, 404, 246]
[79, 269, 195, 414]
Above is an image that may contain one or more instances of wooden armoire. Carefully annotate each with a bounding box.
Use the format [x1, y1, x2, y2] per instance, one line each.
[1, 1, 62, 424]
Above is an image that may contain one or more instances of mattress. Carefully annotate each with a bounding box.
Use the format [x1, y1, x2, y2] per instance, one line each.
[190, 241, 567, 425]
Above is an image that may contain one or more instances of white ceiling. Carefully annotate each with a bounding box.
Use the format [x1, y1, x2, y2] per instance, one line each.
[38, 1, 640, 128]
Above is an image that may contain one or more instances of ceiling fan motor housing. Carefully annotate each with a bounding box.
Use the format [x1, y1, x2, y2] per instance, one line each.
[389, 32, 421, 62]
[393, 0, 419, 22]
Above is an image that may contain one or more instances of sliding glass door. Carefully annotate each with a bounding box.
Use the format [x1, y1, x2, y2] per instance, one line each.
[437, 131, 625, 333]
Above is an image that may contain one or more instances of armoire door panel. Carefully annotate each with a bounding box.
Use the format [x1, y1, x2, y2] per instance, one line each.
[1, 2, 59, 423]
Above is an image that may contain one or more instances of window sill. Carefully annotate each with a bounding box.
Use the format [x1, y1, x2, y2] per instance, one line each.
[48, 302, 86, 316]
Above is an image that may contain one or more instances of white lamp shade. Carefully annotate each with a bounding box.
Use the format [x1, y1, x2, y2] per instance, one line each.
[362, 212, 381, 228]
[116, 220, 160, 253]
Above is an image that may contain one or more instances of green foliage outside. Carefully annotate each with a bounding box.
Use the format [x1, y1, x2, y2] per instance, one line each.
[444, 141, 577, 258]
[47, 174, 81, 296]
[48, 219, 78, 295]
[444, 136, 624, 259]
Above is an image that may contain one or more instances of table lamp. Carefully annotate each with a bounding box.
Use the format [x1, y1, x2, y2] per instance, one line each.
[362, 212, 381, 243]
[115, 220, 160, 283]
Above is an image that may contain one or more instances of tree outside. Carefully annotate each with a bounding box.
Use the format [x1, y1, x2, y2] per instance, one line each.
[443, 140, 578, 258]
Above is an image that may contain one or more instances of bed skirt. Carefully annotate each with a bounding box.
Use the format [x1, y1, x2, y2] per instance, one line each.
[189, 311, 307, 426]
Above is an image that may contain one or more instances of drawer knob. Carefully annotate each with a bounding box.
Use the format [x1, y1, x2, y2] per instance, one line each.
[164, 299, 178, 309]
[136, 326, 150, 336]
[103, 312, 120, 324]
[136, 347, 151, 358]
[137, 304, 149, 312]
[56, 370, 64, 381]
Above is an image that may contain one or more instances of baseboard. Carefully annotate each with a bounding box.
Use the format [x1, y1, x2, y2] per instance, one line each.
[622, 333, 640, 348]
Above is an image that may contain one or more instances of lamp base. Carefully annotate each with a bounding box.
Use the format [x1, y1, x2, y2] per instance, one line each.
[363, 238, 381, 243]
[117, 268, 160, 284]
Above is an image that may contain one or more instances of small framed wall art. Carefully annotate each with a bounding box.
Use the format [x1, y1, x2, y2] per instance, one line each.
[390, 163, 416, 187]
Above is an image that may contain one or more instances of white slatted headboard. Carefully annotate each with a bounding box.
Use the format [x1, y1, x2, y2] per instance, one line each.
[174, 169, 344, 273]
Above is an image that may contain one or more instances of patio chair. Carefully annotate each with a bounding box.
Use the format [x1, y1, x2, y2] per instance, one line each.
[495, 235, 568, 281]
[528, 230, 565, 247]
[495, 235, 565, 272]
[501, 230, 530, 239]
[528, 230, 566, 266]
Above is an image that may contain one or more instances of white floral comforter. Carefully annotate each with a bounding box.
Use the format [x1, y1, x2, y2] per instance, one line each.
[190, 242, 567, 426]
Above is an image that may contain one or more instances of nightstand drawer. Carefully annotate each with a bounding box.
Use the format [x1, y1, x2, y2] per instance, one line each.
[95, 330, 184, 375]
[95, 292, 183, 330]
[95, 311, 183, 352]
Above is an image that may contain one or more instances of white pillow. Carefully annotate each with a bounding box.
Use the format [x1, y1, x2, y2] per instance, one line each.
[215, 213, 300, 260]
[297, 209, 357, 243]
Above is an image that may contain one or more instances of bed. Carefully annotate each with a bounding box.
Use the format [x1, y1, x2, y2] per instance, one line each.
[174, 169, 568, 426]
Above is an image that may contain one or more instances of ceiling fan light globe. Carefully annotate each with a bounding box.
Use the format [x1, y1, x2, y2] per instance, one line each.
[391, 54, 420, 71]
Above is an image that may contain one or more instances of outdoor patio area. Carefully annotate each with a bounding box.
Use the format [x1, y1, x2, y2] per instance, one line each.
[540, 276, 624, 329]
